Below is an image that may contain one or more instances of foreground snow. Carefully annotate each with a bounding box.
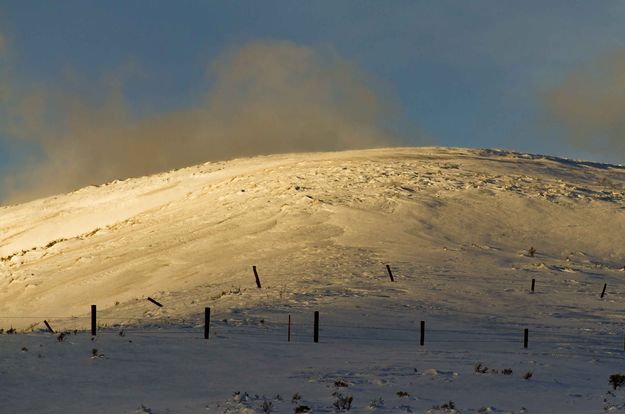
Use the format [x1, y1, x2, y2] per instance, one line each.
[1, 147, 625, 412]
[2, 316, 625, 413]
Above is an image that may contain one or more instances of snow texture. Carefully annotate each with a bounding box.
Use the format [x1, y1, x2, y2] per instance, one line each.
[1, 147, 625, 413]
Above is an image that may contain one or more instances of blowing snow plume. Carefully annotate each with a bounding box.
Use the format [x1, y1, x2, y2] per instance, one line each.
[0, 40, 407, 204]
[545, 52, 625, 160]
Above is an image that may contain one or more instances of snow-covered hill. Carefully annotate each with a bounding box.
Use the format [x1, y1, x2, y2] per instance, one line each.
[1, 147, 624, 328]
[2, 147, 625, 413]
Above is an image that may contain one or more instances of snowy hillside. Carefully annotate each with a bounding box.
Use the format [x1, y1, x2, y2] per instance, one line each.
[2, 147, 625, 413]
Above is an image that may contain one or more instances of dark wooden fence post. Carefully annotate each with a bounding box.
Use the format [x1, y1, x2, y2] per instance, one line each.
[386, 265, 395, 282]
[147, 297, 163, 307]
[524, 328, 529, 349]
[253, 266, 262, 289]
[314, 311, 319, 343]
[531, 279, 535, 293]
[601, 283, 607, 299]
[204, 307, 210, 340]
[420, 320, 425, 346]
[43, 320, 54, 334]
[288, 315, 291, 342]
[91, 305, 96, 336]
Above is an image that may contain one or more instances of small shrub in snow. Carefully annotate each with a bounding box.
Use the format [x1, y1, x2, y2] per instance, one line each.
[233, 391, 250, 403]
[334, 379, 349, 387]
[609, 374, 625, 390]
[6, 327, 16, 334]
[368, 397, 384, 409]
[57, 332, 66, 342]
[20, 346, 28, 352]
[474, 363, 488, 374]
[397, 391, 409, 398]
[91, 348, 99, 358]
[261, 399, 273, 413]
[432, 400, 456, 411]
[441, 401, 455, 409]
[294, 405, 311, 413]
[292, 393, 302, 403]
[136, 404, 154, 413]
[501, 368, 513, 375]
[333, 393, 353, 411]
[523, 371, 533, 380]
[528, 246, 536, 257]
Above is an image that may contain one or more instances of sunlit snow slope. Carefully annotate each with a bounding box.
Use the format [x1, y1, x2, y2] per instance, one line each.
[1, 147, 624, 330]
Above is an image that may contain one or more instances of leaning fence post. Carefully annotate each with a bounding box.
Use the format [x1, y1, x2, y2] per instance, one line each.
[147, 297, 163, 307]
[91, 305, 97, 336]
[524, 328, 529, 349]
[204, 307, 210, 340]
[43, 320, 54, 334]
[386, 264, 395, 282]
[601, 283, 607, 299]
[253, 266, 262, 289]
[314, 311, 319, 343]
[420, 320, 425, 346]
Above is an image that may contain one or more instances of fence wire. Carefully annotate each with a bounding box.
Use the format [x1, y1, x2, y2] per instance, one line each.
[3, 314, 622, 359]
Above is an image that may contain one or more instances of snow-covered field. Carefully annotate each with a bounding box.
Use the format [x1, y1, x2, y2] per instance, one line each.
[1, 147, 625, 413]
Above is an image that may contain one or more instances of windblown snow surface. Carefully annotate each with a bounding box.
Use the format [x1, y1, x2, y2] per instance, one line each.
[1, 147, 625, 413]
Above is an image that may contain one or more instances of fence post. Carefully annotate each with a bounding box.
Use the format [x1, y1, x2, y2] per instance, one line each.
[420, 320, 425, 346]
[43, 320, 54, 334]
[524, 328, 529, 349]
[204, 307, 210, 340]
[314, 311, 319, 343]
[601, 283, 607, 299]
[147, 297, 163, 307]
[386, 264, 395, 282]
[531, 278, 535, 293]
[253, 266, 262, 289]
[288, 314, 291, 342]
[91, 305, 96, 336]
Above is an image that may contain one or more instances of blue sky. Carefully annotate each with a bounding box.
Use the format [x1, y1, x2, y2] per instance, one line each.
[1, 1, 625, 201]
